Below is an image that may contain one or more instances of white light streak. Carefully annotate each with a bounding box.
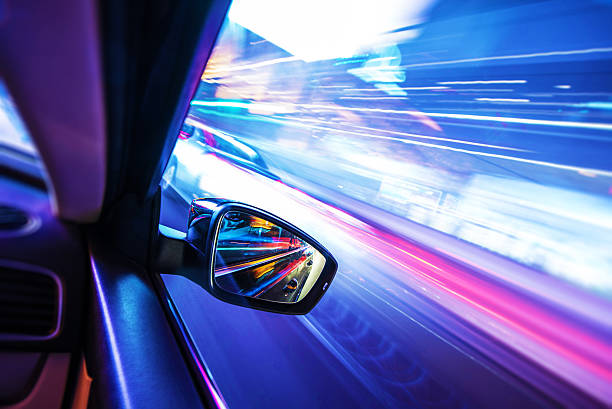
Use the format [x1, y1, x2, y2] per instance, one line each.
[348, 86, 448, 91]
[475, 98, 531, 103]
[350, 131, 612, 177]
[299, 103, 612, 131]
[438, 80, 527, 85]
[339, 96, 408, 100]
[447, 89, 514, 92]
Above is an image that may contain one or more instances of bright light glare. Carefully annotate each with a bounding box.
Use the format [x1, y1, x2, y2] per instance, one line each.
[228, 0, 436, 61]
[0, 80, 38, 156]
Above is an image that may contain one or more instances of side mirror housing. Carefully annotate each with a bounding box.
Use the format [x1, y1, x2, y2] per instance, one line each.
[158, 198, 337, 314]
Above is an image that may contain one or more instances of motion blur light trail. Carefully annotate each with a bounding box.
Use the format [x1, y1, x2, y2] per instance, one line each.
[161, 0, 612, 406]
[191, 100, 612, 132]
[162, 151, 612, 404]
[187, 110, 612, 176]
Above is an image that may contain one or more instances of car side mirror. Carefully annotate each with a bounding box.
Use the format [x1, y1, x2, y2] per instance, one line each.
[157, 198, 337, 314]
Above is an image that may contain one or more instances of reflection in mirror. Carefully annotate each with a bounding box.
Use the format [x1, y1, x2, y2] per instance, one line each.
[214, 211, 326, 303]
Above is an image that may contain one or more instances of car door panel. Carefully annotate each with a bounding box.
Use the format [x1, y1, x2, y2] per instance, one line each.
[86, 239, 205, 409]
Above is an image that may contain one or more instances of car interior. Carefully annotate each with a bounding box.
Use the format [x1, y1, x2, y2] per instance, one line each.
[0, 0, 232, 407]
[0, 0, 610, 408]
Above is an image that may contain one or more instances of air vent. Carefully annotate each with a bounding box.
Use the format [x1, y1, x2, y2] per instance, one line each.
[0, 266, 60, 338]
[0, 206, 29, 231]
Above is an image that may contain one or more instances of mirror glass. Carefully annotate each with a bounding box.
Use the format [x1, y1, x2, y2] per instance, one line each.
[214, 211, 326, 303]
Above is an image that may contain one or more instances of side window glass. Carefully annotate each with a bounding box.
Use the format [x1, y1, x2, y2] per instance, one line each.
[162, 0, 612, 298]
[159, 2, 612, 407]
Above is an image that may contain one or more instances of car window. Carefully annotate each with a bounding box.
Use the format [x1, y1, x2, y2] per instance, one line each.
[163, 0, 612, 298]
[160, 1, 612, 407]
[0, 79, 44, 176]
